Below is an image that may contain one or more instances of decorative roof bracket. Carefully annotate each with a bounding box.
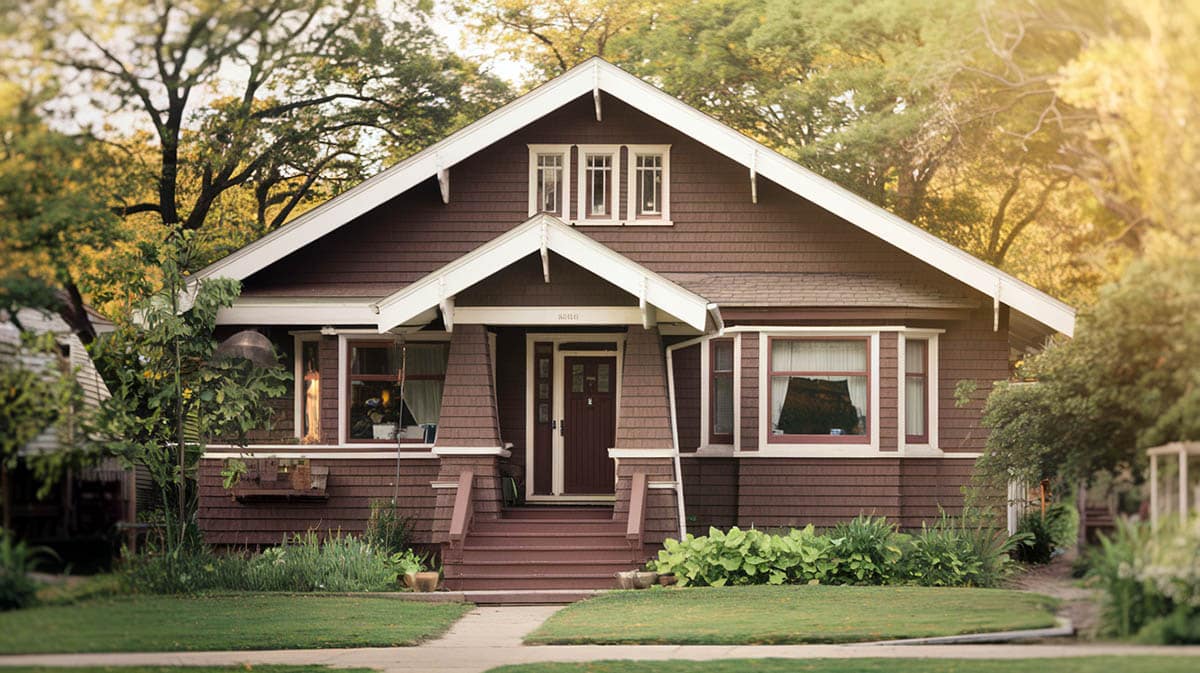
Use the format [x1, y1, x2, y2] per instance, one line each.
[749, 149, 758, 204]
[540, 218, 551, 283]
[593, 62, 603, 121]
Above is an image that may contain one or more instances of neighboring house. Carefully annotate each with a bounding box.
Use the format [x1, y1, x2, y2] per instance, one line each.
[0, 306, 138, 569]
[192, 59, 1075, 589]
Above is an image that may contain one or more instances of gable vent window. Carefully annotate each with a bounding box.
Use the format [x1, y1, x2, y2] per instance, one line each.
[527, 145, 571, 219]
[626, 144, 671, 225]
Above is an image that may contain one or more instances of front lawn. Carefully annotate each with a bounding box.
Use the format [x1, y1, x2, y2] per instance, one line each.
[487, 659, 1200, 673]
[525, 585, 1058, 645]
[0, 595, 471, 653]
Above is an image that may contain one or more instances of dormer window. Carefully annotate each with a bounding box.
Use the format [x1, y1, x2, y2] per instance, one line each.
[626, 145, 671, 225]
[527, 145, 571, 219]
[586, 154, 612, 217]
[576, 145, 620, 225]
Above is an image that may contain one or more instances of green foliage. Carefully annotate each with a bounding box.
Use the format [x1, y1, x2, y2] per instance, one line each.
[219, 458, 247, 490]
[364, 500, 413, 556]
[903, 512, 1020, 587]
[390, 549, 428, 576]
[0, 528, 56, 611]
[1013, 503, 1078, 565]
[34, 574, 123, 607]
[120, 532, 400, 594]
[91, 244, 291, 554]
[827, 515, 903, 585]
[979, 255, 1200, 490]
[652, 514, 1018, 589]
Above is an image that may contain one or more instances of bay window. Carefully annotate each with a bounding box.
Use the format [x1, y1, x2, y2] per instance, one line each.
[904, 338, 929, 443]
[768, 338, 869, 442]
[346, 340, 449, 443]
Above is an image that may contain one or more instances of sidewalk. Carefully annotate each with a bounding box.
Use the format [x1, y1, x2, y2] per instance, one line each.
[2, 605, 1199, 673]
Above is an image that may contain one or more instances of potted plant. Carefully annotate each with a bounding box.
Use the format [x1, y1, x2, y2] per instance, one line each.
[393, 549, 426, 589]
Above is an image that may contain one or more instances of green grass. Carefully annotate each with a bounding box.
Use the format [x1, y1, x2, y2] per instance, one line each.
[486, 659, 1200, 673]
[525, 585, 1059, 645]
[0, 594, 471, 653]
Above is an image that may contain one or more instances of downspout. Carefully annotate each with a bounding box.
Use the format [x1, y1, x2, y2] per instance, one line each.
[665, 332, 710, 539]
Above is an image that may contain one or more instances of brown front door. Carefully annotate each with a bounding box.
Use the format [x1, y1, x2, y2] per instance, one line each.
[562, 356, 617, 494]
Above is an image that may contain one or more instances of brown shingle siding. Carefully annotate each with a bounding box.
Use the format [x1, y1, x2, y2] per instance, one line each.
[879, 332, 898, 451]
[435, 325, 502, 448]
[613, 326, 674, 450]
[739, 334, 759, 450]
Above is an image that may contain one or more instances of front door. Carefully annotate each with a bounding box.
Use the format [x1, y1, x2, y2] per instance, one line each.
[562, 356, 617, 494]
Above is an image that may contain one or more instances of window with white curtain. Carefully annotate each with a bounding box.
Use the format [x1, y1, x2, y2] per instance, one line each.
[905, 339, 928, 442]
[710, 339, 734, 443]
[769, 338, 869, 441]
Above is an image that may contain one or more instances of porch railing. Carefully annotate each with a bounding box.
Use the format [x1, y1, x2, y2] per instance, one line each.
[626, 471, 648, 552]
[448, 470, 474, 552]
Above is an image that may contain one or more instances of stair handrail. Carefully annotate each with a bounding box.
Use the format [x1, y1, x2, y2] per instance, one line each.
[449, 469, 474, 548]
[626, 471, 648, 550]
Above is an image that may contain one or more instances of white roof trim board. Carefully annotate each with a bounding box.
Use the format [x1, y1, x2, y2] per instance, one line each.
[193, 58, 1075, 336]
[373, 213, 711, 332]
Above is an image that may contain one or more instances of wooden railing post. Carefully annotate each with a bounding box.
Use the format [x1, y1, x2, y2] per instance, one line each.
[626, 471, 648, 552]
[449, 470, 474, 550]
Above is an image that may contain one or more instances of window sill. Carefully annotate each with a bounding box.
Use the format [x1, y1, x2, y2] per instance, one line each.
[627, 219, 673, 227]
[738, 446, 882, 458]
[573, 219, 625, 227]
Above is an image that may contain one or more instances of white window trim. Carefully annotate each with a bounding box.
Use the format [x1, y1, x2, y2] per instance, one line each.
[899, 330, 942, 456]
[527, 144, 571, 220]
[752, 328, 881, 457]
[576, 144, 622, 225]
[625, 144, 672, 226]
[293, 333, 322, 442]
[337, 332, 451, 448]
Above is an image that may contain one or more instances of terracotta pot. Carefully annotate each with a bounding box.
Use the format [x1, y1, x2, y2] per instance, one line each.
[658, 574, 678, 586]
[615, 570, 638, 590]
[632, 571, 659, 590]
[402, 572, 418, 589]
[412, 571, 440, 592]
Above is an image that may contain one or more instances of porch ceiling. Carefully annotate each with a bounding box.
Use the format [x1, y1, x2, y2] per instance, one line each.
[372, 213, 713, 332]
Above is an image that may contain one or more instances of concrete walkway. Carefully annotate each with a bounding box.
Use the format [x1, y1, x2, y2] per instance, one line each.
[2, 605, 1199, 673]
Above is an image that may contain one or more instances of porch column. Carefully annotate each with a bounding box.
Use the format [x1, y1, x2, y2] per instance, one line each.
[611, 325, 682, 557]
[432, 324, 506, 545]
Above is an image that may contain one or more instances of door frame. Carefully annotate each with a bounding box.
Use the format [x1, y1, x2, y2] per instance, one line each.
[525, 332, 624, 503]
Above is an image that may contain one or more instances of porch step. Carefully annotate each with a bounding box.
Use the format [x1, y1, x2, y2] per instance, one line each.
[443, 507, 640, 591]
[501, 506, 613, 520]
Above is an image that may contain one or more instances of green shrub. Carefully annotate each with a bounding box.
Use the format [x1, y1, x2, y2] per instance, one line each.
[1014, 502, 1078, 564]
[1, 528, 55, 611]
[364, 500, 413, 556]
[35, 574, 124, 606]
[903, 512, 1020, 587]
[1089, 517, 1200, 643]
[121, 531, 400, 594]
[827, 515, 903, 585]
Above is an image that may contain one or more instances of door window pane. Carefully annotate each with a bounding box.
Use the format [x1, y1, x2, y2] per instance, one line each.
[597, 363, 610, 393]
[571, 363, 585, 392]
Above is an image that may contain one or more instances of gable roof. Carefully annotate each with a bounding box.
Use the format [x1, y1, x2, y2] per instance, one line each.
[374, 213, 713, 332]
[193, 58, 1075, 336]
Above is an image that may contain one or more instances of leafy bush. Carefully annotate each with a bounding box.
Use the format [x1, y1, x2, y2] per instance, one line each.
[827, 515, 903, 585]
[1, 528, 55, 611]
[1089, 517, 1200, 643]
[651, 514, 1019, 589]
[35, 574, 124, 606]
[391, 548, 428, 575]
[1014, 502, 1078, 564]
[903, 512, 1020, 587]
[364, 500, 413, 556]
[121, 532, 400, 594]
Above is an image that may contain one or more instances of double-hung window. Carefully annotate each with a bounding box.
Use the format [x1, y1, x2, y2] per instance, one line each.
[346, 340, 449, 443]
[768, 338, 870, 443]
[710, 339, 734, 444]
[626, 145, 671, 224]
[904, 338, 929, 444]
[576, 145, 620, 224]
[527, 145, 571, 219]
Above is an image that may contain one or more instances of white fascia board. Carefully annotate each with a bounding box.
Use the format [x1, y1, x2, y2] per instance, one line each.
[216, 299, 380, 325]
[188, 61, 598, 287]
[373, 214, 710, 331]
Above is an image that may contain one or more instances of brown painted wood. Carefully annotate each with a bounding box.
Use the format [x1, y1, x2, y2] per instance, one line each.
[562, 356, 617, 494]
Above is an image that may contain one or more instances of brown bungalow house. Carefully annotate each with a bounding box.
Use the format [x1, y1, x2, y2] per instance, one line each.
[192, 59, 1075, 590]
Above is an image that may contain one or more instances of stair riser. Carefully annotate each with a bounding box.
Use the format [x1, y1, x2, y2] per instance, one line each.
[466, 534, 630, 547]
[446, 577, 623, 591]
[447, 562, 638, 577]
[471, 523, 626, 534]
[460, 548, 635, 563]
[501, 509, 613, 521]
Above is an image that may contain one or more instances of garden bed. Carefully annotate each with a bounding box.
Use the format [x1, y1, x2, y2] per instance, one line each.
[524, 585, 1059, 645]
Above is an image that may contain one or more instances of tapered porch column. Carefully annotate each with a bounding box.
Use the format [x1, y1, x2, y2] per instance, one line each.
[611, 325, 682, 558]
[432, 324, 506, 545]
